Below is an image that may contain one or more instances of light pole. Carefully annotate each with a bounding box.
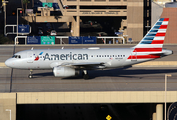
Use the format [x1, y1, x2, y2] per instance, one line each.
[2, 0, 8, 26]
[6, 109, 11, 120]
[17, 8, 22, 45]
[165, 74, 172, 120]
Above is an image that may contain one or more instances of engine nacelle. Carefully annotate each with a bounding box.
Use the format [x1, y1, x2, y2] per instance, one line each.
[53, 66, 79, 77]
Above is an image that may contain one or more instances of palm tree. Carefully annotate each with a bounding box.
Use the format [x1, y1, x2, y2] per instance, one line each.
[23, 0, 30, 15]
[21, 0, 24, 16]
[32, 0, 34, 8]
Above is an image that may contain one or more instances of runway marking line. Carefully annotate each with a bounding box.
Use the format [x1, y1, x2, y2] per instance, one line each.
[0, 63, 8, 68]
[133, 61, 177, 67]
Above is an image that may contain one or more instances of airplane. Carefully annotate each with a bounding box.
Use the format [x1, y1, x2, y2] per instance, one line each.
[5, 18, 173, 80]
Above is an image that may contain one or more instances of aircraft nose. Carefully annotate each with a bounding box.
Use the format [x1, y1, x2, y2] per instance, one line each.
[5, 59, 12, 67]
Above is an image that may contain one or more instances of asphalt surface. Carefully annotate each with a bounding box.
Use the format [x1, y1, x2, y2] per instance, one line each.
[0, 45, 177, 92]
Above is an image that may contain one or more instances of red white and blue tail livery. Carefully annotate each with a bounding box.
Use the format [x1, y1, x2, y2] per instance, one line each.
[5, 18, 173, 79]
[126, 18, 171, 64]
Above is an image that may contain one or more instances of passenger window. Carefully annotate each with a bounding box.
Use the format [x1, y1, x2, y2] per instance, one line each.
[107, 55, 109, 57]
[113, 55, 114, 57]
[115, 55, 117, 57]
[121, 55, 122, 57]
[118, 55, 119, 57]
[99, 55, 101, 57]
[123, 55, 125, 57]
[105, 55, 106, 57]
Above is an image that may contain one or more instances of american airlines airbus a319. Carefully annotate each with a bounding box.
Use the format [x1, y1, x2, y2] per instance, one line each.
[5, 18, 173, 79]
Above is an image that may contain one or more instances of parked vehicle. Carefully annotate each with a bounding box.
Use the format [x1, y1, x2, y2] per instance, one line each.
[50, 30, 57, 36]
[46, 29, 51, 35]
[38, 29, 43, 35]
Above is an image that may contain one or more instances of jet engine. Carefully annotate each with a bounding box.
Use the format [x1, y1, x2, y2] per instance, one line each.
[53, 66, 80, 77]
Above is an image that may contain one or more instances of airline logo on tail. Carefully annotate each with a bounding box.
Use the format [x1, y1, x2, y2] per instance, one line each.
[139, 18, 169, 47]
[128, 18, 169, 60]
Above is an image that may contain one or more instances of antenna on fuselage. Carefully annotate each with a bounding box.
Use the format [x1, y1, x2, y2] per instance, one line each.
[31, 47, 33, 50]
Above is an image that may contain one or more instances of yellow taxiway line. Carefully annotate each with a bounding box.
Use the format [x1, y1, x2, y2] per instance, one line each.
[0, 63, 6, 67]
[133, 61, 177, 67]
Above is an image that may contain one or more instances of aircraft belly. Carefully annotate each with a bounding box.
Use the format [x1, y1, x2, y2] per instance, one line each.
[104, 59, 125, 68]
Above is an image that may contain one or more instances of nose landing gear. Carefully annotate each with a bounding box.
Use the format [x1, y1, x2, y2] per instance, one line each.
[28, 69, 33, 79]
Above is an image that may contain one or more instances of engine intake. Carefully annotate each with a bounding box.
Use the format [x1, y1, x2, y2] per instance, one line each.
[53, 66, 79, 77]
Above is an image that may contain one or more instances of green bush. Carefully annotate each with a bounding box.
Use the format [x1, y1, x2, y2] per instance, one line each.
[0, 34, 14, 44]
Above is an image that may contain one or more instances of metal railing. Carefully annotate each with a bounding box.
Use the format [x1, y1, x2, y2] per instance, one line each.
[4, 25, 31, 36]
[14, 36, 125, 45]
[97, 36, 125, 44]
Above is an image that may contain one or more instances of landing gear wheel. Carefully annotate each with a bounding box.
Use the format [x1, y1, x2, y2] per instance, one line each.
[83, 74, 89, 80]
[82, 70, 89, 80]
[28, 74, 33, 79]
[28, 69, 33, 79]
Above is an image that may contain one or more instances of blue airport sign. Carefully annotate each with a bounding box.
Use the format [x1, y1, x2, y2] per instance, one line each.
[18, 25, 30, 33]
[83, 36, 96, 44]
[53, 3, 60, 10]
[69, 37, 82, 44]
[27, 36, 41, 44]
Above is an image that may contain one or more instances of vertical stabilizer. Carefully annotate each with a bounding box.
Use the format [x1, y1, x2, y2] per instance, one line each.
[134, 18, 169, 52]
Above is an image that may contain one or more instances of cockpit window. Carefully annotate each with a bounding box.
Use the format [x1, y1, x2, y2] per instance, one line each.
[12, 55, 21, 58]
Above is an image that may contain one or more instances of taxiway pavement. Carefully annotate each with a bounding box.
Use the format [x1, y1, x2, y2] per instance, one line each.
[0, 45, 176, 92]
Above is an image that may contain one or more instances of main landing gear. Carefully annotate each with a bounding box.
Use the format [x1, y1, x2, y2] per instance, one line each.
[82, 70, 89, 80]
[28, 69, 33, 79]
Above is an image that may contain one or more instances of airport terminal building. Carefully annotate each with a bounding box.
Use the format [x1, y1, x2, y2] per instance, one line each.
[3, 0, 177, 43]
[2, 0, 151, 42]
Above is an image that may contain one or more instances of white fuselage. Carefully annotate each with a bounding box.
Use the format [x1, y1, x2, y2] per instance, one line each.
[5, 47, 171, 70]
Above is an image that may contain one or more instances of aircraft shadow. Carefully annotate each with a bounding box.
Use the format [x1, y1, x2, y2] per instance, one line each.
[32, 68, 177, 80]
[87, 68, 177, 79]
